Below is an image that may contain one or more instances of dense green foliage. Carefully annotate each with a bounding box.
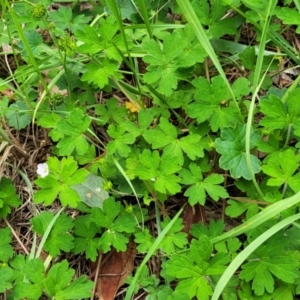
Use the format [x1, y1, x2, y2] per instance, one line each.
[1, 0, 300, 299]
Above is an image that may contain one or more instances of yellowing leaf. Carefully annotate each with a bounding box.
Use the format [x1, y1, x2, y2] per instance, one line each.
[125, 101, 141, 113]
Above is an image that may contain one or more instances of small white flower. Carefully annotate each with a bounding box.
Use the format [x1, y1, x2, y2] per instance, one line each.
[37, 163, 49, 178]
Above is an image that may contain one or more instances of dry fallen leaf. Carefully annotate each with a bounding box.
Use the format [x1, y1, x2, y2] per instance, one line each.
[95, 240, 136, 300]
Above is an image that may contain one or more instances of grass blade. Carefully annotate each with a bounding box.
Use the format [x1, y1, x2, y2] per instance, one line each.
[212, 213, 300, 300]
[124, 207, 184, 300]
[245, 0, 277, 198]
[211, 191, 300, 244]
[176, 0, 243, 121]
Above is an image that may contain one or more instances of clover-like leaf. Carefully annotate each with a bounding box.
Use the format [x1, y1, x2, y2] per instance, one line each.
[143, 117, 204, 164]
[261, 148, 300, 192]
[162, 235, 230, 299]
[34, 156, 89, 207]
[49, 108, 91, 156]
[180, 163, 228, 205]
[127, 150, 182, 195]
[187, 76, 247, 132]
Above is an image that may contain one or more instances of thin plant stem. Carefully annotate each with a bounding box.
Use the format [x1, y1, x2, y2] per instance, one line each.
[4, 218, 29, 255]
[284, 124, 292, 147]
[4, 0, 50, 96]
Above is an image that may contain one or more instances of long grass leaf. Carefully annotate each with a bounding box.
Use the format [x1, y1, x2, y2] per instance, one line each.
[176, 0, 243, 120]
[135, 0, 153, 38]
[245, 0, 276, 198]
[124, 207, 184, 300]
[211, 191, 300, 244]
[212, 213, 300, 300]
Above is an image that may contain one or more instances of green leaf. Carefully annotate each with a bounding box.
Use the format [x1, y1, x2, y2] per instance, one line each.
[273, 285, 294, 300]
[159, 217, 188, 255]
[94, 98, 128, 125]
[239, 46, 256, 70]
[0, 267, 13, 293]
[81, 59, 122, 88]
[137, 108, 156, 132]
[107, 124, 139, 157]
[45, 214, 74, 257]
[90, 198, 136, 252]
[215, 237, 242, 255]
[36, 112, 60, 128]
[178, 24, 207, 65]
[111, 213, 137, 233]
[134, 228, 156, 253]
[31, 212, 74, 257]
[128, 150, 181, 195]
[31, 211, 53, 235]
[71, 173, 109, 209]
[190, 220, 225, 240]
[225, 200, 254, 218]
[99, 230, 129, 253]
[192, 0, 242, 38]
[180, 163, 228, 205]
[261, 148, 300, 192]
[50, 108, 91, 156]
[7, 100, 31, 130]
[12, 282, 43, 300]
[18, 30, 44, 56]
[23, 258, 45, 284]
[106, 0, 136, 20]
[76, 16, 129, 60]
[144, 117, 177, 148]
[73, 215, 100, 262]
[240, 256, 299, 296]
[232, 77, 252, 99]
[70, 14, 91, 32]
[240, 236, 300, 296]
[59, 184, 82, 207]
[44, 260, 75, 296]
[91, 197, 120, 227]
[259, 95, 289, 130]
[0, 228, 13, 263]
[276, 7, 300, 34]
[49, 6, 90, 32]
[55, 276, 94, 300]
[34, 156, 88, 207]
[143, 117, 204, 164]
[186, 76, 241, 132]
[0, 177, 21, 218]
[45, 260, 93, 299]
[214, 123, 261, 180]
[162, 235, 229, 300]
[48, 6, 72, 30]
[142, 30, 188, 96]
[9, 258, 45, 300]
[34, 185, 61, 206]
[260, 89, 300, 132]
[75, 25, 103, 54]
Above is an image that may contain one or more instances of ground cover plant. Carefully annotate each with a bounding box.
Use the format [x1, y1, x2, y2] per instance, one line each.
[2, 0, 300, 299]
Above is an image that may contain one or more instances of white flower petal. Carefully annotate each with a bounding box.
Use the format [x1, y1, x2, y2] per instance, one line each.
[37, 163, 49, 178]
